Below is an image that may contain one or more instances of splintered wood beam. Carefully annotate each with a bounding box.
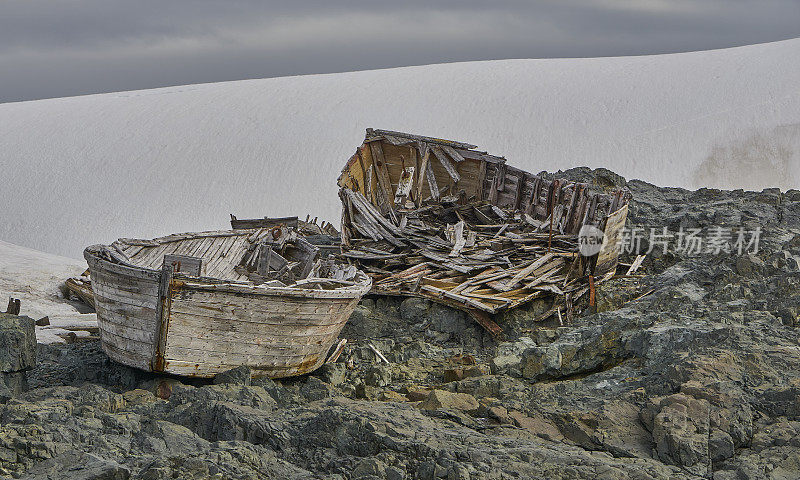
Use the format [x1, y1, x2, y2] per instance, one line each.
[432, 147, 460, 183]
[499, 253, 556, 291]
[497, 164, 507, 191]
[441, 145, 465, 163]
[372, 129, 478, 150]
[420, 284, 498, 313]
[513, 173, 526, 211]
[369, 141, 393, 213]
[394, 166, 415, 205]
[425, 156, 440, 201]
[416, 145, 431, 206]
[365, 164, 374, 204]
[594, 204, 629, 280]
[356, 150, 368, 196]
[488, 169, 499, 204]
[477, 159, 487, 201]
[410, 146, 419, 202]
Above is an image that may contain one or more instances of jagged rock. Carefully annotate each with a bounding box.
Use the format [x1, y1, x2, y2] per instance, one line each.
[0, 314, 36, 398]
[736, 254, 765, 276]
[365, 365, 391, 387]
[315, 362, 347, 385]
[645, 393, 712, 476]
[378, 390, 405, 402]
[519, 322, 628, 381]
[121, 388, 157, 407]
[299, 376, 335, 401]
[398, 297, 430, 322]
[507, 410, 564, 442]
[352, 457, 386, 478]
[419, 390, 479, 415]
[23, 450, 130, 480]
[385, 465, 405, 480]
[0, 314, 35, 373]
[490, 337, 537, 376]
[403, 386, 431, 402]
[709, 429, 735, 462]
[213, 365, 251, 385]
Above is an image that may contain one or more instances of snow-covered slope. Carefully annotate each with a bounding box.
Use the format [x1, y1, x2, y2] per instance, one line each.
[0, 240, 97, 344]
[1, 39, 799, 258]
[0, 240, 86, 319]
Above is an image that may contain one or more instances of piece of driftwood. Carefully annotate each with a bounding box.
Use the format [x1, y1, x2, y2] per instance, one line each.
[337, 129, 632, 333]
[84, 227, 371, 379]
[326, 338, 347, 364]
[230, 214, 299, 230]
[65, 271, 95, 308]
[626, 254, 646, 275]
[368, 343, 389, 363]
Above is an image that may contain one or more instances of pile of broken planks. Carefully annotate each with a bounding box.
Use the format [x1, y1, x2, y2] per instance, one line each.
[337, 129, 632, 338]
[340, 189, 596, 331]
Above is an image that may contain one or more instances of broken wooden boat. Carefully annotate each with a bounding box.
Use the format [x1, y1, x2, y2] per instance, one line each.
[84, 227, 371, 378]
[337, 129, 631, 331]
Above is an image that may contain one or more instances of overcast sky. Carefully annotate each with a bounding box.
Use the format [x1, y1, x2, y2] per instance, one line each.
[1, 0, 798, 103]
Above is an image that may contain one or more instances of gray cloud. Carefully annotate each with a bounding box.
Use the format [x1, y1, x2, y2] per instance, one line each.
[1, 0, 798, 102]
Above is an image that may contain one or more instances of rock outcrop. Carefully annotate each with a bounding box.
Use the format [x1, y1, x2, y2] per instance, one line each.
[4, 168, 800, 479]
[0, 313, 36, 400]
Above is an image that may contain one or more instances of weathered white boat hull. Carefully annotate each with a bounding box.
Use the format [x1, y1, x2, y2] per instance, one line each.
[85, 234, 370, 378]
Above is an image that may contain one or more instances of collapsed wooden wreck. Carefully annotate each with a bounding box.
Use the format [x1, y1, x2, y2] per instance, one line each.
[337, 129, 630, 334]
[66, 127, 631, 377]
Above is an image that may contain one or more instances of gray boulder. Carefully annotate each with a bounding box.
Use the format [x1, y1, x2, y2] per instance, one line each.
[0, 314, 36, 397]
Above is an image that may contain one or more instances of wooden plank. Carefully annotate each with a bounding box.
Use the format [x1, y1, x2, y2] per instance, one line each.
[420, 284, 499, 314]
[356, 149, 369, 196]
[163, 254, 202, 277]
[394, 166, 415, 205]
[415, 145, 431, 207]
[425, 157, 440, 202]
[369, 141, 393, 213]
[152, 260, 174, 372]
[230, 216, 299, 230]
[442, 145, 465, 163]
[476, 159, 487, 201]
[594, 204, 628, 280]
[432, 147, 460, 183]
[626, 254, 646, 275]
[370, 129, 478, 150]
[499, 253, 556, 291]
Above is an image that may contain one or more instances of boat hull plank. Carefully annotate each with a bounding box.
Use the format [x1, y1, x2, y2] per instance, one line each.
[87, 254, 160, 370]
[160, 285, 358, 377]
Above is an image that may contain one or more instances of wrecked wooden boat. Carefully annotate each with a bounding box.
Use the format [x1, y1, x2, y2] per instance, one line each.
[84, 227, 371, 378]
[337, 129, 630, 330]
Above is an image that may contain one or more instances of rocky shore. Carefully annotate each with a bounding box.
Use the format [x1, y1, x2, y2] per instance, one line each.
[2, 168, 800, 479]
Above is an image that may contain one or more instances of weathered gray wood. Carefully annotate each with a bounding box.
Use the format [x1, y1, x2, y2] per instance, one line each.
[163, 254, 202, 276]
[432, 147, 460, 183]
[394, 166, 415, 205]
[415, 146, 431, 206]
[425, 157, 440, 201]
[369, 141, 394, 214]
[85, 231, 372, 379]
[370, 129, 478, 149]
[441, 145, 465, 163]
[230, 216, 299, 230]
[594, 204, 629, 280]
[152, 260, 174, 372]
